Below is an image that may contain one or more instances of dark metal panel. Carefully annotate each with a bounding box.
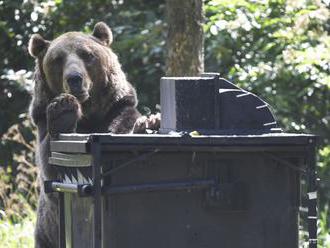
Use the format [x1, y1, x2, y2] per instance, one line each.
[48, 133, 317, 248]
[90, 136, 102, 248]
[306, 140, 318, 248]
[159, 75, 279, 134]
[102, 152, 300, 248]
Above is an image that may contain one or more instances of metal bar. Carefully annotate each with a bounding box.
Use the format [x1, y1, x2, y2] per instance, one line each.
[307, 139, 317, 248]
[103, 179, 215, 195]
[58, 192, 66, 248]
[90, 135, 102, 248]
[95, 133, 317, 146]
[46, 181, 93, 197]
[52, 182, 78, 194]
[55, 133, 318, 146]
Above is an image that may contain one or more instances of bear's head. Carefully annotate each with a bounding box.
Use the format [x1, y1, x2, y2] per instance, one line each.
[28, 22, 136, 118]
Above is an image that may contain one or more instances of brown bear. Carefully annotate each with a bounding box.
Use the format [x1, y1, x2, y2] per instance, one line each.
[28, 22, 159, 248]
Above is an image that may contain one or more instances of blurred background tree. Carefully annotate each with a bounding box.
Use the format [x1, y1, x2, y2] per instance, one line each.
[166, 0, 204, 76]
[0, 0, 329, 246]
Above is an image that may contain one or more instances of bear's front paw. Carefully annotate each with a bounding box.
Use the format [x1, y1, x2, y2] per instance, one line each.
[47, 93, 82, 137]
[132, 113, 161, 134]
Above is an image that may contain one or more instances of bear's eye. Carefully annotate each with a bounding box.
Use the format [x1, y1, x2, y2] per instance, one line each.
[79, 50, 95, 63]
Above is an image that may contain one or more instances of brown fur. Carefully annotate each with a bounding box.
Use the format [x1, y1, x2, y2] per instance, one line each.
[29, 22, 143, 248]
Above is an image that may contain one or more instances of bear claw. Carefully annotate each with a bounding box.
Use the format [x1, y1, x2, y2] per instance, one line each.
[133, 113, 161, 134]
[47, 93, 82, 137]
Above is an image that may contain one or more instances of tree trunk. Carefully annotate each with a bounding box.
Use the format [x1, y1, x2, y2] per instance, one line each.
[165, 0, 204, 76]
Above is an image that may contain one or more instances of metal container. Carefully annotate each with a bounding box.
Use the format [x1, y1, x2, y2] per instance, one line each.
[47, 74, 318, 248]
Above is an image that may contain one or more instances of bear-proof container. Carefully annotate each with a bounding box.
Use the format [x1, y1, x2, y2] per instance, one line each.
[46, 74, 318, 248]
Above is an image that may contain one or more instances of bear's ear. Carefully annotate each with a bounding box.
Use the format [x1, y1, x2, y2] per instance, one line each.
[92, 22, 113, 46]
[28, 34, 50, 58]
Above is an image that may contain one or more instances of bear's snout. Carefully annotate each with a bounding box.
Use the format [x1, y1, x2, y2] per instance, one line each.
[66, 72, 83, 92]
[65, 72, 89, 102]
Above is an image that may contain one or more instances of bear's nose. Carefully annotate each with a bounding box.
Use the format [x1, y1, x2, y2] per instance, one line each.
[66, 73, 83, 92]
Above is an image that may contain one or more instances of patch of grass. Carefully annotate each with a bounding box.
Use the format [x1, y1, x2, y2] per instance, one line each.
[0, 206, 35, 248]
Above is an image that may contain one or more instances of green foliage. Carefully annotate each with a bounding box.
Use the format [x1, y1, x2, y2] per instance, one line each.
[319, 204, 330, 247]
[205, 0, 329, 135]
[0, 115, 38, 221]
[0, 205, 35, 248]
